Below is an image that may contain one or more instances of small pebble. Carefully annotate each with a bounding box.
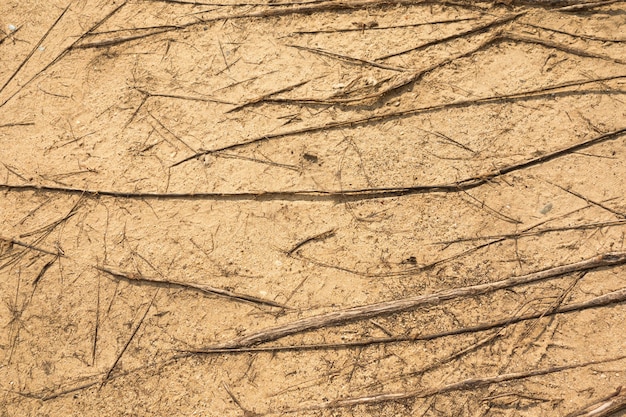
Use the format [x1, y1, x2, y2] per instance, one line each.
[540, 203, 553, 215]
[8, 24, 16, 32]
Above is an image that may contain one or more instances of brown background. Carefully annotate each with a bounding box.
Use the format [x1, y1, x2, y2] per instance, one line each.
[1, 0, 626, 416]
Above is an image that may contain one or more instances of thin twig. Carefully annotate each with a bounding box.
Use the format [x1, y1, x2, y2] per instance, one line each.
[286, 228, 336, 256]
[0, 4, 70, 96]
[92, 276, 101, 366]
[375, 13, 523, 61]
[102, 290, 158, 384]
[565, 386, 626, 417]
[293, 356, 626, 412]
[0, 236, 63, 257]
[521, 22, 626, 43]
[286, 44, 407, 72]
[171, 79, 626, 167]
[2, 127, 624, 202]
[182, 286, 626, 354]
[0, 2, 127, 109]
[31, 254, 59, 288]
[291, 17, 477, 34]
[504, 32, 626, 65]
[434, 219, 626, 245]
[556, 0, 625, 11]
[190, 252, 626, 350]
[548, 182, 626, 218]
[96, 265, 289, 309]
[226, 79, 312, 113]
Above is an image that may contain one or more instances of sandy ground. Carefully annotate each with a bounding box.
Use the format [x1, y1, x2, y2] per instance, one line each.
[1, 0, 626, 415]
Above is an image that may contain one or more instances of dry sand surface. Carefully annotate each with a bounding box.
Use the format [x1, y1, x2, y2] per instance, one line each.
[1, 0, 626, 415]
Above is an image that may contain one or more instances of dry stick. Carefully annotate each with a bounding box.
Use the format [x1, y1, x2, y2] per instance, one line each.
[96, 265, 289, 309]
[2, 126, 626, 202]
[293, 356, 626, 412]
[261, 32, 626, 107]
[548, 182, 626, 219]
[184, 285, 626, 355]
[405, 205, 626, 278]
[6, 273, 25, 365]
[460, 190, 521, 224]
[31, 255, 59, 288]
[0, 4, 70, 96]
[557, 0, 625, 11]
[217, 38, 230, 72]
[565, 386, 626, 417]
[16, 197, 53, 225]
[504, 0, 616, 5]
[226, 79, 312, 113]
[102, 290, 158, 384]
[516, 272, 583, 349]
[361, 332, 503, 392]
[419, 128, 476, 154]
[172, 77, 626, 167]
[150, 0, 330, 6]
[222, 382, 258, 416]
[139, 89, 235, 106]
[0, 2, 127, 109]
[266, 33, 496, 106]
[521, 22, 626, 43]
[286, 228, 336, 256]
[19, 195, 83, 238]
[21, 283, 621, 403]
[212, 151, 301, 171]
[0, 122, 35, 128]
[286, 44, 407, 72]
[3, 163, 28, 182]
[29, 339, 225, 401]
[71, 27, 175, 49]
[148, 112, 196, 153]
[434, 219, 626, 245]
[0, 236, 62, 257]
[71, 0, 489, 50]
[504, 32, 626, 65]
[0, 237, 49, 272]
[175, 0, 482, 23]
[291, 17, 477, 34]
[0, 25, 21, 46]
[412, 200, 622, 277]
[92, 276, 101, 367]
[125, 89, 234, 134]
[375, 13, 522, 61]
[191, 252, 626, 350]
[0, 198, 81, 271]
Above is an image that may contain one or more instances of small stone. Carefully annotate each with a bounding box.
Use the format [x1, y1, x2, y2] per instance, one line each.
[540, 203, 553, 215]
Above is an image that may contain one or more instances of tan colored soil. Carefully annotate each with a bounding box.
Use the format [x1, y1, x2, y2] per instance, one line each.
[1, 0, 626, 416]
